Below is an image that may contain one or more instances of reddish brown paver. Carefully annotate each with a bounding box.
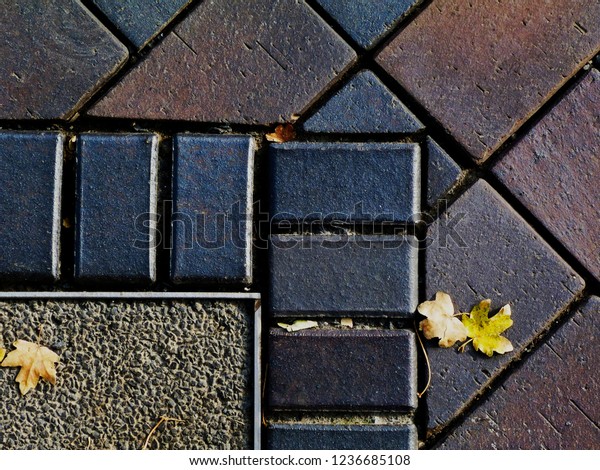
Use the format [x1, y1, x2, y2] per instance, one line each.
[377, 0, 600, 162]
[437, 297, 600, 449]
[493, 69, 600, 280]
[89, 0, 356, 123]
[0, 0, 128, 119]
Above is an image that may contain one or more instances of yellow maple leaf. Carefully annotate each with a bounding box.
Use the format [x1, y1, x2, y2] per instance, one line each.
[1, 340, 60, 395]
[462, 300, 513, 357]
[418, 291, 467, 347]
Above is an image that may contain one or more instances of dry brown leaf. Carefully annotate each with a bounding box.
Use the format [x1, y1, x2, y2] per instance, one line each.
[265, 123, 296, 143]
[418, 291, 468, 347]
[277, 320, 318, 332]
[1, 340, 60, 395]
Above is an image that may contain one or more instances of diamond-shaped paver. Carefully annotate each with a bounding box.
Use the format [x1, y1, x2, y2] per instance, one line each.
[425, 137, 463, 208]
[437, 297, 600, 449]
[89, 0, 356, 123]
[377, 0, 600, 162]
[424, 180, 584, 432]
[493, 69, 600, 280]
[0, 0, 128, 119]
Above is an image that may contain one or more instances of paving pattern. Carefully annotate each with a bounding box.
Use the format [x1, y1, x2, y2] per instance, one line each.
[0, 0, 598, 451]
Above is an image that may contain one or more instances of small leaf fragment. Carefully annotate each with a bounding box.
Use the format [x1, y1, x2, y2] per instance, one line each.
[1, 340, 60, 395]
[266, 123, 296, 143]
[462, 301, 513, 357]
[0, 347, 5, 363]
[340, 318, 353, 328]
[277, 320, 318, 332]
[418, 291, 467, 347]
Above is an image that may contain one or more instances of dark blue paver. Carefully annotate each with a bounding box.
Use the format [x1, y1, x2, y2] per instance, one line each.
[91, 0, 192, 49]
[268, 329, 417, 410]
[315, 0, 420, 49]
[0, 132, 63, 282]
[267, 424, 418, 450]
[269, 142, 420, 224]
[269, 235, 418, 317]
[426, 137, 463, 207]
[302, 70, 423, 133]
[75, 133, 158, 285]
[171, 135, 255, 284]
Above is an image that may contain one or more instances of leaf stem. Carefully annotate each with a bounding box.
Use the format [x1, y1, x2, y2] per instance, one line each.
[458, 338, 473, 353]
[414, 320, 432, 399]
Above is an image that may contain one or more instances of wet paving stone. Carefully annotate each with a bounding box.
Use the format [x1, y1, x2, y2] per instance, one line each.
[0, 0, 128, 119]
[75, 133, 158, 285]
[0, 132, 63, 282]
[493, 69, 600, 281]
[377, 0, 600, 162]
[424, 180, 584, 432]
[425, 137, 463, 208]
[437, 296, 600, 449]
[267, 424, 417, 450]
[268, 329, 417, 410]
[302, 70, 423, 133]
[89, 0, 356, 123]
[91, 0, 192, 49]
[315, 0, 421, 49]
[269, 235, 418, 317]
[171, 135, 254, 285]
[269, 142, 420, 224]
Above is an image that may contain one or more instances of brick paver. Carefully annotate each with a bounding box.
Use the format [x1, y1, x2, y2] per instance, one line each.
[493, 69, 600, 280]
[89, 0, 356, 123]
[425, 137, 463, 208]
[377, 0, 600, 162]
[0, 0, 128, 119]
[437, 297, 600, 449]
[424, 180, 584, 431]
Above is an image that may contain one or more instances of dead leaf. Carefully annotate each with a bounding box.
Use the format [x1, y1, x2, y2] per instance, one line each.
[340, 318, 353, 328]
[418, 291, 468, 347]
[0, 347, 5, 363]
[1, 340, 60, 395]
[266, 123, 296, 143]
[277, 320, 318, 332]
[462, 300, 513, 356]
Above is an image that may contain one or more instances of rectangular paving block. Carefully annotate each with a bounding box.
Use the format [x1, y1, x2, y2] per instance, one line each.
[493, 69, 600, 280]
[0, 131, 63, 282]
[269, 235, 418, 317]
[171, 135, 254, 284]
[269, 143, 420, 224]
[424, 180, 584, 432]
[377, 0, 600, 162]
[438, 296, 600, 449]
[268, 329, 416, 410]
[267, 424, 417, 450]
[75, 133, 158, 285]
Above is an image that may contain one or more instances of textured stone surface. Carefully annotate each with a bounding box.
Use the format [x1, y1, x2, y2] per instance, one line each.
[425, 137, 463, 207]
[267, 424, 417, 450]
[269, 235, 418, 317]
[0, 0, 128, 119]
[75, 133, 158, 285]
[424, 180, 584, 431]
[268, 329, 416, 410]
[171, 135, 254, 284]
[269, 142, 420, 224]
[302, 70, 423, 133]
[377, 0, 600, 162]
[315, 0, 421, 49]
[89, 0, 356, 123]
[0, 300, 253, 449]
[493, 69, 600, 280]
[0, 132, 63, 282]
[438, 297, 600, 450]
[91, 0, 192, 49]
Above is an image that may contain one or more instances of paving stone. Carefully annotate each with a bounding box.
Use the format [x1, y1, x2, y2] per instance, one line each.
[0, 0, 128, 119]
[269, 142, 420, 224]
[437, 296, 600, 449]
[0, 132, 63, 282]
[302, 70, 423, 133]
[91, 0, 192, 49]
[0, 299, 253, 449]
[89, 0, 356, 123]
[425, 137, 463, 208]
[269, 235, 418, 317]
[377, 0, 600, 162]
[315, 0, 421, 49]
[171, 135, 254, 284]
[268, 329, 416, 410]
[267, 424, 417, 450]
[75, 133, 158, 285]
[424, 180, 584, 431]
[493, 69, 600, 280]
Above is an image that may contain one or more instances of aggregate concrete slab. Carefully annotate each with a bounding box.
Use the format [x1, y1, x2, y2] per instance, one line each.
[0, 299, 254, 449]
